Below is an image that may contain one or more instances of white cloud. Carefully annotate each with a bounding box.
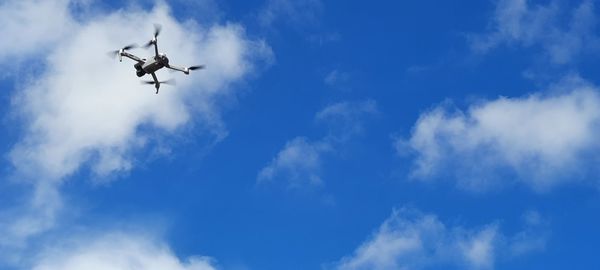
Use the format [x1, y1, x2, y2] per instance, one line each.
[0, 0, 270, 257]
[334, 209, 545, 270]
[0, 0, 75, 62]
[461, 227, 496, 270]
[398, 76, 600, 191]
[258, 100, 377, 188]
[30, 232, 217, 270]
[258, 137, 331, 187]
[0, 183, 61, 255]
[324, 70, 350, 88]
[7, 2, 270, 182]
[316, 99, 378, 139]
[471, 0, 599, 64]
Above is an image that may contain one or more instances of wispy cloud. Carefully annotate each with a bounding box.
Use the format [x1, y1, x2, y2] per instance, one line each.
[258, 137, 331, 187]
[0, 0, 75, 62]
[0, 182, 61, 255]
[30, 232, 218, 270]
[257, 0, 323, 29]
[397, 76, 600, 191]
[316, 99, 378, 140]
[258, 100, 377, 188]
[333, 208, 546, 270]
[324, 69, 350, 89]
[471, 0, 599, 64]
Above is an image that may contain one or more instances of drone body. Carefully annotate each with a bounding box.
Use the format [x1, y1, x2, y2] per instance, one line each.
[111, 25, 204, 94]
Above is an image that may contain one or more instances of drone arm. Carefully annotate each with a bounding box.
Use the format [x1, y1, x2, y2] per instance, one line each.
[120, 51, 143, 63]
[166, 64, 189, 75]
[153, 40, 159, 58]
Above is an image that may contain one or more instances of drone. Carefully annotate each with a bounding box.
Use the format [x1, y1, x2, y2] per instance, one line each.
[109, 24, 204, 94]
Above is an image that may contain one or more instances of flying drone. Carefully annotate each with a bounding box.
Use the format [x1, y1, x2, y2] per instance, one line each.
[110, 24, 204, 94]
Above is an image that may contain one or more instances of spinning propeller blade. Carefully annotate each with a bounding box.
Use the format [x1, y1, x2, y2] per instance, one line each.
[188, 65, 205, 71]
[144, 24, 162, 48]
[122, 44, 138, 51]
[153, 24, 162, 38]
[141, 79, 176, 85]
[107, 50, 120, 58]
[162, 78, 176, 85]
[168, 65, 206, 74]
[107, 44, 138, 58]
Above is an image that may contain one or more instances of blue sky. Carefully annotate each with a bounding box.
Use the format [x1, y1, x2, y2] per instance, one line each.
[1, 0, 600, 269]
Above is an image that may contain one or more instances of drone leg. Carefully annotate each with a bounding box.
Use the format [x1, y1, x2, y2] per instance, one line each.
[151, 72, 160, 94]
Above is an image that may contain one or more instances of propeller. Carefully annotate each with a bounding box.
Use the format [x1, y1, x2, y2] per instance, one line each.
[144, 24, 162, 48]
[107, 44, 138, 58]
[153, 24, 162, 38]
[141, 78, 176, 86]
[122, 44, 139, 51]
[168, 65, 206, 74]
[143, 41, 153, 49]
[188, 65, 205, 71]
